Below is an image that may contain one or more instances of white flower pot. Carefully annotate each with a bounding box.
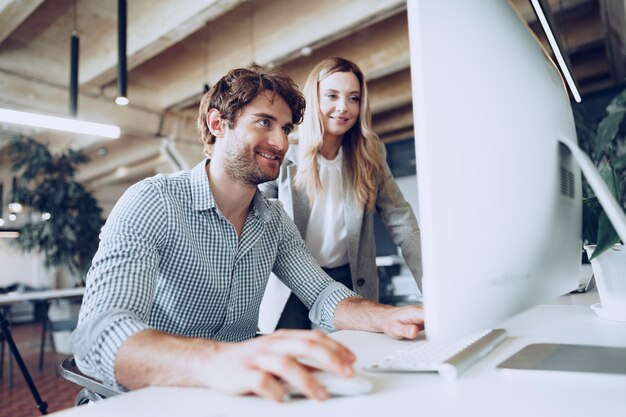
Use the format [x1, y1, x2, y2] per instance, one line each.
[584, 244, 626, 321]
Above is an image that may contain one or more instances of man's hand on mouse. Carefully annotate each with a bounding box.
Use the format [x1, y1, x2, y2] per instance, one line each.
[202, 330, 355, 402]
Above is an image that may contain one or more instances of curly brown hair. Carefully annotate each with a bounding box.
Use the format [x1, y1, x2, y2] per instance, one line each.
[197, 65, 306, 157]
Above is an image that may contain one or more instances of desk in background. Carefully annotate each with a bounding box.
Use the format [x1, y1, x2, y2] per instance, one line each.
[48, 290, 626, 417]
[1, 287, 84, 386]
[0, 287, 85, 307]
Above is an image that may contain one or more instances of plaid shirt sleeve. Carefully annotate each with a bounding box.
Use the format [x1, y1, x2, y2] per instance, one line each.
[71, 180, 167, 388]
[271, 203, 357, 330]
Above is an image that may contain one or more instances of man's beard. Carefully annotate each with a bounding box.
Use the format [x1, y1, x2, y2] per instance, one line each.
[223, 133, 281, 187]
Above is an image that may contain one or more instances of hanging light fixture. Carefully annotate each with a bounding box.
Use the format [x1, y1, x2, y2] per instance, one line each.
[248, 0, 256, 65]
[116, 0, 129, 106]
[69, 0, 79, 116]
[530, 0, 581, 102]
[0, 182, 4, 227]
[202, 22, 210, 94]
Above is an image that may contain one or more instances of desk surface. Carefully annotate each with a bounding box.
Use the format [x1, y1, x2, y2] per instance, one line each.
[50, 291, 626, 417]
[0, 287, 84, 305]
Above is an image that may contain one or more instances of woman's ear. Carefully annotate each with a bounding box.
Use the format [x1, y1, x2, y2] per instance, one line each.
[206, 109, 225, 138]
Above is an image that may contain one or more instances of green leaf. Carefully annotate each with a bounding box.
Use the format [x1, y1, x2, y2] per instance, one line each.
[595, 110, 626, 155]
[613, 152, 626, 170]
[606, 89, 626, 113]
[599, 161, 621, 202]
[591, 211, 622, 259]
[582, 197, 601, 244]
[589, 162, 623, 259]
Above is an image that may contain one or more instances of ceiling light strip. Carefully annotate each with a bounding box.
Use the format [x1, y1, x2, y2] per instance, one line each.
[0, 108, 121, 139]
[530, 0, 582, 103]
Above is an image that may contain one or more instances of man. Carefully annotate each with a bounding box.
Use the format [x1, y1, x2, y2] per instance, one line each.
[71, 66, 424, 402]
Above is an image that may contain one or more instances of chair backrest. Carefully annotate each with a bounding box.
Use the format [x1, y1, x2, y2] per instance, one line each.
[60, 356, 122, 406]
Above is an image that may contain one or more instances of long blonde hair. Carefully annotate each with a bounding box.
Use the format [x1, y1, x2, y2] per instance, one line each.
[294, 57, 387, 212]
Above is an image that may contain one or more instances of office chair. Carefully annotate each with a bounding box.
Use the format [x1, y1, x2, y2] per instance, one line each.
[60, 356, 122, 406]
[39, 298, 81, 376]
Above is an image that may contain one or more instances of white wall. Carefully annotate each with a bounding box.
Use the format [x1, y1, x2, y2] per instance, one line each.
[395, 174, 419, 222]
[0, 239, 53, 289]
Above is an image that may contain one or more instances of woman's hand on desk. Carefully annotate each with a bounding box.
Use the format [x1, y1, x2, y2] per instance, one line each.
[334, 297, 425, 339]
[203, 330, 355, 402]
[378, 305, 425, 340]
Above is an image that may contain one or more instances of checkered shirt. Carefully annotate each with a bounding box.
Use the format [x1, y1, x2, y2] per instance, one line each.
[70, 160, 356, 388]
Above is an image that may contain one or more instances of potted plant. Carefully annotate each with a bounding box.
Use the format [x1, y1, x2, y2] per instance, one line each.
[582, 161, 621, 260]
[6, 135, 105, 353]
[7, 135, 104, 284]
[577, 87, 626, 319]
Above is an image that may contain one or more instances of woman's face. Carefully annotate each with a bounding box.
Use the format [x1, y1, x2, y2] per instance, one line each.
[317, 71, 361, 141]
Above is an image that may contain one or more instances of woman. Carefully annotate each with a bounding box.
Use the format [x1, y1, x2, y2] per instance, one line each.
[258, 57, 422, 331]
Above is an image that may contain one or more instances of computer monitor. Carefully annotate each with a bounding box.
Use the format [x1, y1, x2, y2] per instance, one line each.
[406, 0, 582, 342]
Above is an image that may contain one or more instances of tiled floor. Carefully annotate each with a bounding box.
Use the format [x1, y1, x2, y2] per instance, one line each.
[0, 322, 78, 416]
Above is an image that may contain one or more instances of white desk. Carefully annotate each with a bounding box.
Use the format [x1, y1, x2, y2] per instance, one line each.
[1, 288, 84, 414]
[0, 287, 84, 306]
[50, 291, 626, 417]
[1, 287, 84, 390]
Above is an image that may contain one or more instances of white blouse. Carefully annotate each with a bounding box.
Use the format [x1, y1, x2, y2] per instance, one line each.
[305, 147, 349, 268]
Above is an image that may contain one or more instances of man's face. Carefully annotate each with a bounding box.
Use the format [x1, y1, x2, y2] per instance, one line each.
[222, 91, 293, 187]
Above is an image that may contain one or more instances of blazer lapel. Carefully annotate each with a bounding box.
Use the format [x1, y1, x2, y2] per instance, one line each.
[288, 164, 310, 238]
[344, 177, 363, 277]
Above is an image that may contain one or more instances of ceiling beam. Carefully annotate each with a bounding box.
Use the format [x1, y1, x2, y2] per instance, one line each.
[373, 104, 414, 140]
[76, 137, 162, 183]
[138, 0, 406, 110]
[281, 11, 410, 89]
[169, 7, 410, 113]
[555, 12, 604, 52]
[0, 70, 199, 145]
[0, 0, 75, 88]
[86, 155, 164, 188]
[0, 0, 44, 45]
[572, 51, 610, 80]
[600, 0, 626, 85]
[368, 69, 412, 115]
[509, 0, 595, 22]
[80, 0, 243, 87]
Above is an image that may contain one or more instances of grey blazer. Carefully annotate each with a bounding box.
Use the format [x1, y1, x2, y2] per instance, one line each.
[259, 143, 422, 301]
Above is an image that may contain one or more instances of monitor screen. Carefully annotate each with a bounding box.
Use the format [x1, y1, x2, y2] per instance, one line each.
[407, 0, 582, 341]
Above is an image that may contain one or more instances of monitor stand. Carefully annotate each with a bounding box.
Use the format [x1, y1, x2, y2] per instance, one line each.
[558, 136, 626, 243]
[498, 137, 626, 375]
[497, 343, 626, 375]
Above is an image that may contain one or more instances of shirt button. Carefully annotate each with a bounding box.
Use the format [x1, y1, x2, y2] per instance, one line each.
[356, 278, 365, 287]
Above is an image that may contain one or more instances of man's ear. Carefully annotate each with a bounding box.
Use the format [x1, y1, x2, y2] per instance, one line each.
[206, 109, 225, 138]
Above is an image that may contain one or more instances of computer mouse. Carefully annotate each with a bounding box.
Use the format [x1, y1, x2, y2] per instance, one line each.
[285, 371, 374, 397]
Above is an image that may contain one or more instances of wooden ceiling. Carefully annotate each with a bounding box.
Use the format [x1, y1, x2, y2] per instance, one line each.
[1, 0, 625, 212]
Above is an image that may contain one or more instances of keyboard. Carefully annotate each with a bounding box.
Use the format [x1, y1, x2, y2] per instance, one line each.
[366, 328, 508, 380]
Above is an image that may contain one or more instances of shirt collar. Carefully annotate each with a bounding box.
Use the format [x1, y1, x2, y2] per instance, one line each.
[252, 190, 272, 223]
[190, 159, 216, 211]
[190, 159, 272, 223]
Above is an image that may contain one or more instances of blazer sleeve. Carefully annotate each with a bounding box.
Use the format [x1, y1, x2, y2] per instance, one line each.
[375, 143, 423, 292]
